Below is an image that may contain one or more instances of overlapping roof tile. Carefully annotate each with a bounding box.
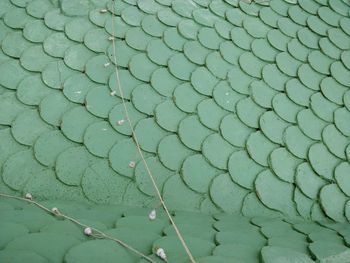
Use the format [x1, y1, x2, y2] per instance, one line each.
[0, 0, 350, 261]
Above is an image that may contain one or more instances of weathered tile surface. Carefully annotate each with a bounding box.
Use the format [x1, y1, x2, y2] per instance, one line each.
[0, 0, 350, 261]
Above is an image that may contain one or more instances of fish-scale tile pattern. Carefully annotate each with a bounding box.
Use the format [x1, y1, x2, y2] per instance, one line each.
[1, 198, 350, 262]
[0, 0, 350, 256]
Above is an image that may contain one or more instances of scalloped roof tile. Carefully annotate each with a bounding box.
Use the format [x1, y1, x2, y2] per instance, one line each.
[0, 0, 350, 261]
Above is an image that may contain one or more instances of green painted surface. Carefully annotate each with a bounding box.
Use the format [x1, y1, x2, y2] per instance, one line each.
[2, 198, 350, 262]
[0, 0, 350, 261]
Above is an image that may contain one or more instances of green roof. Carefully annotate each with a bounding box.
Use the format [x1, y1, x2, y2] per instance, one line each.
[2, 198, 350, 262]
[0, 0, 350, 261]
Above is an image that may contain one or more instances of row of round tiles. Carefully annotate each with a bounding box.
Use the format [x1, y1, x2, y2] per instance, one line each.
[248, 168, 350, 223]
[1, 83, 348, 226]
[1, 1, 346, 95]
[2, 199, 350, 262]
[1, 54, 347, 172]
[0, 51, 153, 208]
[0, 203, 211, 262]
[2, 97, 235, 176]
[3, 105, 350, 225]
[0, 22, 232, 85]
[1, 52, 347, 165]
[138, 114, 350, 222]
[1, 0, 350, 41]
[0, 131, 349, 225]
[114, 0, 269, 25]
[230, 1, 350, 30]
[0, 90, 238, 212]
[226, 93, 350, 157]
[15, 1, 348, 130]
[2, 232, 348, 263]
[105, 20, 350, 79]
[59, 43, 350, 128]
[0, 51, 306, 144]
[2, 195, 349, 246]
[3, 84, 349, 178]
[13, 13, 350, 63]
[0, 0, 246, 46]
[2, 32, 348, 108]
[0, 136, 240, 217]
[111, 0, 350, 46]
[229, 132, 349, 196]
[5, 199, 346, 262]
[0, 53, 246, 165]
[66, 25, 350, 95]
[113, 0, 350, 35]
[228, 132, 349, 188]
[7, 72, 349, 173]
[166, 94, 349, 176]
[110, 24, 350, 87]
[109, 14, 347, 78]
[137, 78, 350, 155]
[1, 0, 108, 21]
[70, 0, 350, 24]
[210, 37, 349, 90]
[5, 0, 279, 13]
[0, 153, 340, 229]
[56, 44, 347, 130]
[146, 65, 350, 146]
[123, 41, 349, 92]
[0, 84, 284, 158]
[109, 0, 350, 87]
[0, 104, 342, 224]
[3, 0, 350, 77]
[267, 0, 350, 19]
[0, 141, 153, 208]
[0, 46, 350, 170]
